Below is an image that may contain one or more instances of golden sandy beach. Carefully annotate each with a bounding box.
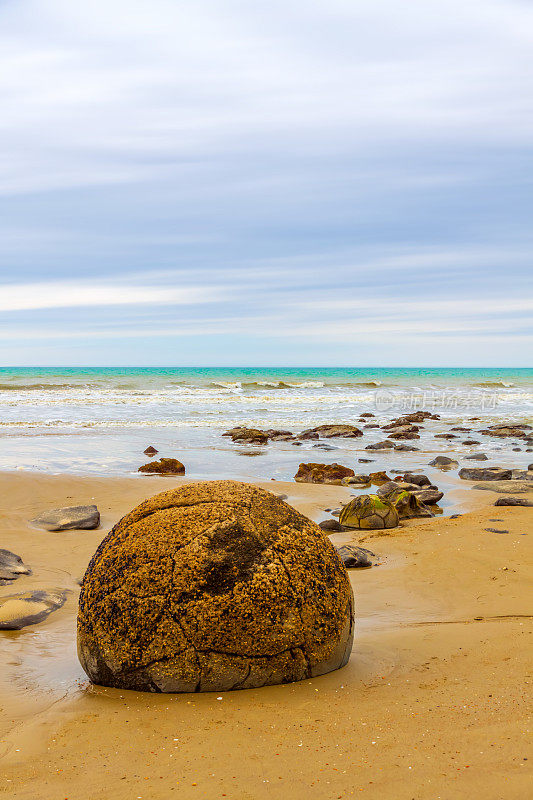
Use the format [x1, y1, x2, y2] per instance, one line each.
[0, 471, 531, 799]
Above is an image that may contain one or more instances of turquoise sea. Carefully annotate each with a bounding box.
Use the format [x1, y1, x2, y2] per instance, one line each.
[1, 367, 532, 480]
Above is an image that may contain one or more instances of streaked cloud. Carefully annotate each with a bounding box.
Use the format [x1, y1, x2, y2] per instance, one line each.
[0, 0, 531, 364]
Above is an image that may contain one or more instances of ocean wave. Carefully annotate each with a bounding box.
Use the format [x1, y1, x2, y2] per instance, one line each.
[472, 381, 515, 388]
[209, 380, 326, 390]
[0, 382, 100, 391]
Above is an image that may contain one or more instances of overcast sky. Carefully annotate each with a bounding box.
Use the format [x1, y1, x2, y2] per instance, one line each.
[1, 0, 532, 366]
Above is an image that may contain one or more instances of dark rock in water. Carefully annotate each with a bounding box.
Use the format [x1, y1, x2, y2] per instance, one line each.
[402, 473, 431, 487]
[484, 528, 509, 534]
[143, 446, 158, 456]
[376, 480, 407, 497]
[312, 443, 337, 451]
[77, 481, 354, 692]
[225, 427, 269, 445]
[462, 439, 481, 445]
[363, 424, 380, 429]
[31, 505, 100, 531]
[388, 431, 420, 440]
[319, 519, 343, 532]
[335, 545, 375, 568]
[0, 549, 32, 586]
[294, 462, 355, 485]
[459, 467, 512, 481]
[512, 447, 521, 452]
[265, 429, 294, 441]
[297, 430, 320, 440]
[413, 488, 444, 505]
[429, 456, 458, 468]
[369, 471, 391, 485]
[365, 440, 394, 450]
[291, 441, 303, 446]
[342, 474, 370, 486]
[479, 425, 527, 438]
[382, 422, 419, 432]
[138, 458, 185, 475]
[359, 413, 374, 418]
[0, 589, 67, 630]
[358, 458, 373, 463]
[464, 453, 488, 461]
[395, 444, 419, 451]
[451, 427, 471, 432]
[299, 424, 363, 439]
[529, 463, 533, 471]
[495, 497, 533, 507]
[435, 433, 457, 440]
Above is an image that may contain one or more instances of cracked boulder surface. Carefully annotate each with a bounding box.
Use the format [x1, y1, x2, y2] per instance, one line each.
[77, 480, 354, 693]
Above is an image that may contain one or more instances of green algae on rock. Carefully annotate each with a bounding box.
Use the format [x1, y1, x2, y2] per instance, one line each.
[77, 480, 354, 692]
[339, 494, 399, 530]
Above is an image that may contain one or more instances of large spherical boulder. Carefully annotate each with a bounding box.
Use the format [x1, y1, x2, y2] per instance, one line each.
[77, 480, 354, 693]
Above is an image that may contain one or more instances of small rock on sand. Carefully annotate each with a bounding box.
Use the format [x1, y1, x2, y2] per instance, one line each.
[335, 545, 375, 568]
[0, 549, 32, 586]
[494, 497, 533, 507]
[472, 480, 533, 493]
[0, 589, 68, 630]
[319, 519, 343, 532]
[459, 467, 512, 481]
[31, 505, 100, 531]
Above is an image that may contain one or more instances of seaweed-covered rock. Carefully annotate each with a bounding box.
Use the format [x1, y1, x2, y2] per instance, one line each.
[78, 481, 354, 692]
[294, 463, 355, 485]
[299, 424, 363, 439]
[368, 471, 391, 485]
[378, 487, 433, 519]
[339, 494, 399, 530]
[224, 427, 269, 444]
[138, 458, 185, 475]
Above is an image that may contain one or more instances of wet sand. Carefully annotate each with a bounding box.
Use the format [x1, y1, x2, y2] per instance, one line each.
[0, 471, 531, 799]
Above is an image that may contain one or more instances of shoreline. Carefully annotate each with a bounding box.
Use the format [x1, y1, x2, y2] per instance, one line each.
[0, 471, 531, 798]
